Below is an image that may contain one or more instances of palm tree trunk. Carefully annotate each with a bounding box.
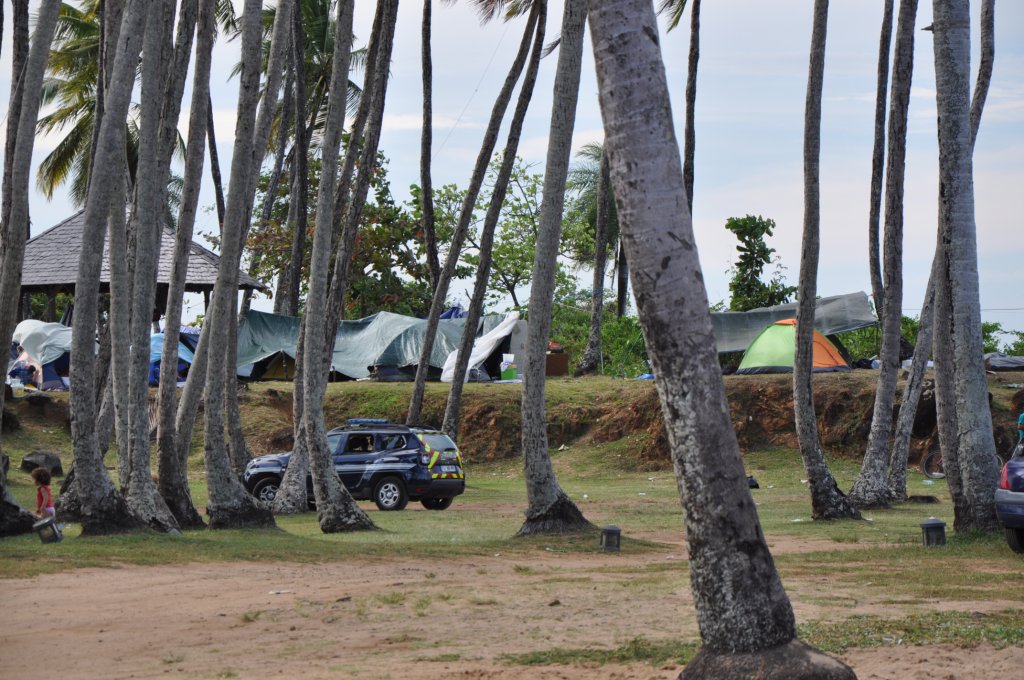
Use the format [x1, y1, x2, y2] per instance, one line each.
[930, 0, 1000, 533]
[301, 0, 376, 532]
[420, 0, 440, 291]
[272, 317, 311, 514]
[442, 2, 546, 438]
[518, 0, 591, 536]
[848, 0, 918, 510]
[793, 0, 861, 521]
[0, 0, 58, 534]
[157, 0, 215, 531]
[406, 4, 541, 427]
[284, 0, 311, 317]
[682, 0, 700, 212]
[69, 0, 147, 535]
[202, 0, 288, 529]
[206, 95, 227, 228]
[867, 0, 895, 317]
[574, 153, 610, 377]
[589, 4, 855, 676]
[615, 240, 628, 317]
[888, 262, 935, 501]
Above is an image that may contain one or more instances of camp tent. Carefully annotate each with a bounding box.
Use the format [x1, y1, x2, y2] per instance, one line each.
[737, 319, 850, 374]
[11, 320, 72, 389]
[235, 309, 515, 381]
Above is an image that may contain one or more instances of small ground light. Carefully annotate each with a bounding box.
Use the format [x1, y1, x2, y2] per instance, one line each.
[600, 525, 621, 551]
[920, 517, 946, 547]
[33, 517, 62, 544]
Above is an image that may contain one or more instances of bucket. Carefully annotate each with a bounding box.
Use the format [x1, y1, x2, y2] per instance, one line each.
[33, 516, 63, 544]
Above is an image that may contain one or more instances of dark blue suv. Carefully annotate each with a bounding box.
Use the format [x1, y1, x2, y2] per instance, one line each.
[243, 420, 465, 511]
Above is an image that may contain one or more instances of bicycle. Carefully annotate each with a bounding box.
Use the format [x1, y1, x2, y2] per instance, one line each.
[920, 446, 1012, 479]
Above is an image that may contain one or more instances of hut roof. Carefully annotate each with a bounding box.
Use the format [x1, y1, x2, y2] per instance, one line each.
[20, 210, 267, 294]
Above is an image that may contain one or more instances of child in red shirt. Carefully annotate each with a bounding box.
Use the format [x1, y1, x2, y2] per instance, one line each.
[31, 467, 55, 518]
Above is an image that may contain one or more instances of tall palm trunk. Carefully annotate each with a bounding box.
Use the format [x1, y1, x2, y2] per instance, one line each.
[301, 0, 377, 533]
[157, 0, 216, 529]
[405, 5, 540, 426]
[202, 0, 289, 529]
[0, 0, 28, 248]
[588, 4, 855, 677]
[793, 0, 861, 521]
[518, 0, 591, 536]
[867, 0, 895, 317]
[283, 0, 311, 317]
[682, 0, 700, 212]
[574, 152, 610, 377]
[930, 0, 999, 533]
[69, 0, 147, 535]
[848, 0, 918, 510]
[614, 241, 628, 317]
[206, 96, 227, 227]
[420, 0, 440, 291]
[442, 3, 546, 438]
[0, 0, 60, 535]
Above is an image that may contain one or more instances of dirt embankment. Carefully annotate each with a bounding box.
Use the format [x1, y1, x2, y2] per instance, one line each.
[246, 371, 1024, 470]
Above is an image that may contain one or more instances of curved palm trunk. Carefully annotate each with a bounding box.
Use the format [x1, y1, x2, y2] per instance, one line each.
[206, 96, 227, 228]
[302, 0, 376, 533]
[848, 0, 918, 510]
[420, 0, 440, 291]
[589, 4, 854, 677]
[69, 0, 147, 536]
[405, 5, 540, 426]
[794, 0, 861, 521]
[888, 263, 936, 501]
[518, 0, 591, 536]
[930, 0, 999, 533]
[442, 3, 546, 438]
[157, 0, 215, 530]
[574, 153, 610, 377]
[272, 318, 310, 514]
[867, 0, 895, 317]
[202, 0, 289, 529]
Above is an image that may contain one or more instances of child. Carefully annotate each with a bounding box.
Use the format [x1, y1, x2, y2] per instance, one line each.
[31, 467, 55, 519]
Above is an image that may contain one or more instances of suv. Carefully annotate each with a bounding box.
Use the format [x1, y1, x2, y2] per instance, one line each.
[243, 420, 465, 511]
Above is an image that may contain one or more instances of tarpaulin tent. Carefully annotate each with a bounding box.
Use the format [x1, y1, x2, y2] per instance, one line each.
[148, 332, 197, 385]
[737, 319, 850, 374]
[440, 312, 523, 383]
[710, 291, 876, 354]
[11, 320, 72, 389]
[235, 309, 510, 381]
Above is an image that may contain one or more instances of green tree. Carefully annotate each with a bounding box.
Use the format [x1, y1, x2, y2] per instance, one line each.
[724, 214, 795, 312]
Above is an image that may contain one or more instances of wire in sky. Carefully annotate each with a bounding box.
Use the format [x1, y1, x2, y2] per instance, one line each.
[432, 20, 512, 163]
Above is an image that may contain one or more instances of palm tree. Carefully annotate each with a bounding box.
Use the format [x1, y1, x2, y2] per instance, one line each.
[68, 0, 147, 535]
[517, 0, 592, 536]
[200, 0, 288, 529]
[566, 142, 615, 377]
[930, 0, 1000, 533]
[157, 0, 216, 530]
[0, 0, 62, 536]
[866, 0, 894, 317]
[587, 3, 855, 676]
[405, 0, 541, 427]
[442, 1, 547, 439]
[848, 0, 919, 510]
[793, 0, 861, 521]
[657, 0, 701, 212]
[420, 0, 440, 291]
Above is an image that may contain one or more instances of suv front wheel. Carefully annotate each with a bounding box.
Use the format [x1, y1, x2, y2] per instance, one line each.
[252, 477, 280, 504]
[373, 476, 408, 511]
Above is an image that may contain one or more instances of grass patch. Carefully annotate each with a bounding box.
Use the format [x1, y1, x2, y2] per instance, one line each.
[502, 636, 700, 667]
[799, 609, 1024, 653]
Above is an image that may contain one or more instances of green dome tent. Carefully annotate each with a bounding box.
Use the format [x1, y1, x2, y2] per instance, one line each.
[736, 319, 850, 374]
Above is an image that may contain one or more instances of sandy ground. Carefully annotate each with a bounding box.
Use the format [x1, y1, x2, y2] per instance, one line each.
[5, 529, 1022, 680]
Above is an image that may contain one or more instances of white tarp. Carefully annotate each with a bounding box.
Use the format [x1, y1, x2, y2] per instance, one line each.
[12, 319, 72, 366]
[441, 312, 521, 383]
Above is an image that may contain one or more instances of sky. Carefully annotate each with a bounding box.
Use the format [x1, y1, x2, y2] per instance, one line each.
[9, 1, 1024, 339]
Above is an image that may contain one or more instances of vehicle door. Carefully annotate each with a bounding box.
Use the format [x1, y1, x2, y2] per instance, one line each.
[336, 431, 377, 491]
[307, 433, 346, 495]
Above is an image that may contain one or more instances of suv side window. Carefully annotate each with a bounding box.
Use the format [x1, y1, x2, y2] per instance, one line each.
[344, 433, 375, 453]
[328, 433, 343, 454]
[381, 434, 407, 451]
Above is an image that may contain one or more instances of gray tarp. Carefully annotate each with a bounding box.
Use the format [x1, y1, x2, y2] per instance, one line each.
[710, 291, 877, 354]
[236, 309, 507, 380]
[984, 353, 1024, 372]
[12, 319, 73, 366]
